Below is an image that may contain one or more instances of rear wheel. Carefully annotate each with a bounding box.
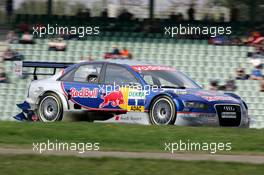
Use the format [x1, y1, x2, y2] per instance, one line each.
[149, 96, 176, 125]
[37, 93, 63, 122]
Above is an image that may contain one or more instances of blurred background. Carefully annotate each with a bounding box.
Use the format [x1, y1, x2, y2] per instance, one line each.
[0, 0, 263, 128]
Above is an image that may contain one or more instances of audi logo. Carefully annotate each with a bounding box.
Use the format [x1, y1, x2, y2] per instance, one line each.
[223, 106, 236, 111]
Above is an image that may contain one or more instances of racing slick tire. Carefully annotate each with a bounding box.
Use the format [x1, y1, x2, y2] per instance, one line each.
[37, 92, 63, 122]
[149, 95, 176, 125]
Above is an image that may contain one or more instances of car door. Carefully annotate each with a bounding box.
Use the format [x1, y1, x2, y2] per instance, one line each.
[61, 63, 104, 110]
[99, 63, 146, 112]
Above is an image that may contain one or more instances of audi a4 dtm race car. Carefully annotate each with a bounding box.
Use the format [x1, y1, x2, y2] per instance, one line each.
[15, 60, 249, 127]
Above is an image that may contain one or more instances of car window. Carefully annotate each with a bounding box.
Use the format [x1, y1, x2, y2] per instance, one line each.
[141, 74, 154, 85]
[61, 64, 102, 83]
[74, 64, 102, 83]
[104, 64, 138, 85]
[139, 70, 201, 88]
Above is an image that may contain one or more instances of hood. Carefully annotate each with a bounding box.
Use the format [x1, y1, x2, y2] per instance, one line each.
[164, 88, 241, 104]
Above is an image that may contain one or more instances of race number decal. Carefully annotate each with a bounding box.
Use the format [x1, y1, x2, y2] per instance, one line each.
[127, 89, 145, 111]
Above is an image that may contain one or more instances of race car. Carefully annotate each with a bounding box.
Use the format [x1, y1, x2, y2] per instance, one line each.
[15, 60, 249, 127]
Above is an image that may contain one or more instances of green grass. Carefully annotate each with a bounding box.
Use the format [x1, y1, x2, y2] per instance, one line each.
[0, 154, 263, 175]
[0, 122, 263, 154]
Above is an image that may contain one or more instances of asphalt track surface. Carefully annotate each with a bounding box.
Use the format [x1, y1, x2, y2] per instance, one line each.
[0, 148, 264, 164]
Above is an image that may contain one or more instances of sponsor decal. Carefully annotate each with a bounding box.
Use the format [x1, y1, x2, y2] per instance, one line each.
[119, 116, 142, 121]
[70, 88, 98, 98]
[128, 91, 145, 99]
[128, 106, 144, 112]
[99, 90, 125, 108]
[131, 65, 175, 72]
[127, 89, 145, 109]
[201, 96, 236, 102]
[195, 91, 218, 96]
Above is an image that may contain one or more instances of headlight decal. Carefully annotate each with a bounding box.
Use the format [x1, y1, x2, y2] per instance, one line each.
[185, 102, 208, 110]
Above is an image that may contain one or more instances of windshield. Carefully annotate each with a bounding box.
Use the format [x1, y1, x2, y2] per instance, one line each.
[139, 70, 201, 89]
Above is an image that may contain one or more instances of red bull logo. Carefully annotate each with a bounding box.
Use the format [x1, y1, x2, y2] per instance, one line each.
[99, 91, 125, 108]
[70, 88, 98, 98]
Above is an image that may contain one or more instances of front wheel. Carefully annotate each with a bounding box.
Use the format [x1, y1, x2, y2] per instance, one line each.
[37, 93, 63, 122]
[149, 96, 176, 125]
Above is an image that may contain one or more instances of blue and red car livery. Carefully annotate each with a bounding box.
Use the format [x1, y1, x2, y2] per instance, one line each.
[14, 60, 249, 127]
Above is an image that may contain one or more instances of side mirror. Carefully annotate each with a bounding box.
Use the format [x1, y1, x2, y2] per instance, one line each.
[87, 73, 99, 83]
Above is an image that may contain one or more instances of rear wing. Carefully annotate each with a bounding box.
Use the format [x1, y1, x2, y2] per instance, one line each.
[14, 61, 74, 80]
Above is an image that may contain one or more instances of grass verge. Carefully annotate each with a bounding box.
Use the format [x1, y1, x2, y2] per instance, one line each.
[0, 154, 263, 175]
[0, 121, 263, 154]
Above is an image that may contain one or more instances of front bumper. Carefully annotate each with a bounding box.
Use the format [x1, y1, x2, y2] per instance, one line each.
[175, 112, 249, 128]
